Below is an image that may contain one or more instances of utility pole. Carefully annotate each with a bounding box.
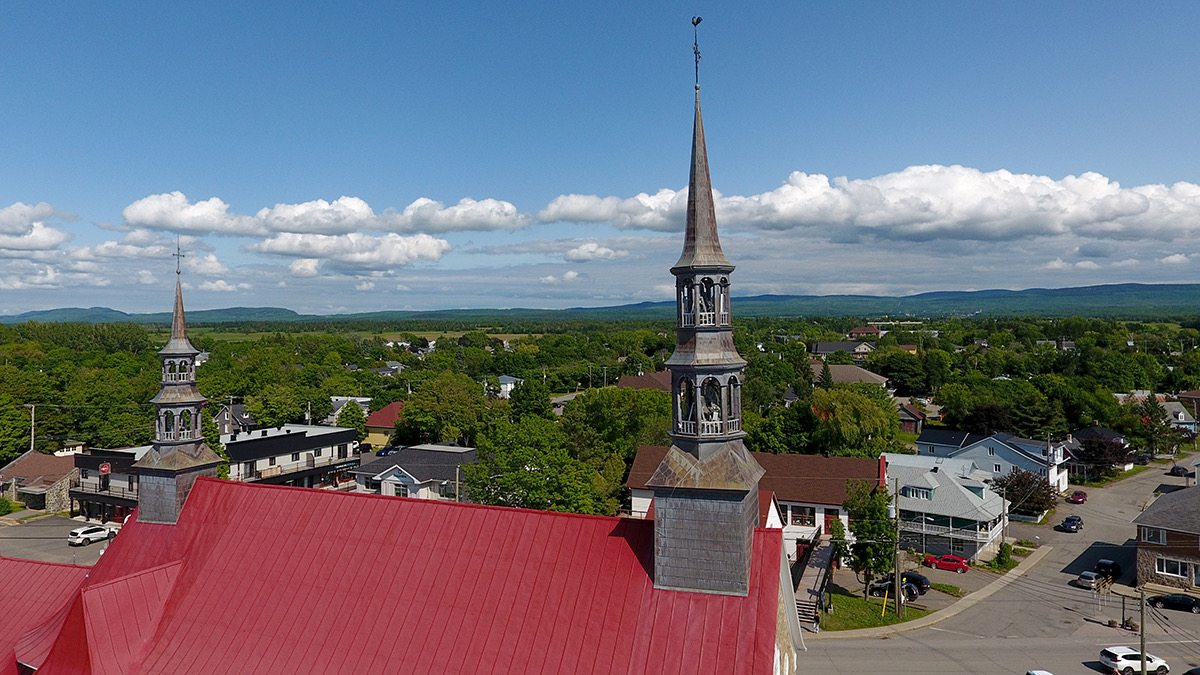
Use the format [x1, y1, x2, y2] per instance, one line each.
[23, 404, 35, 453]
[603, 366, 608, 388]
[1140, 588, 1147, 675]
[893, 476, 903, 618]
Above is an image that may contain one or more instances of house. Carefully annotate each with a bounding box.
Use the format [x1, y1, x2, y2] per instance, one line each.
[69, 445, 150, 524]
[915, 428, 989, 456]
[1162, 401, 1196, 435]
[616, 370, 672, 392]
[223, 424, 359, 489]
[807, 359, 889, 387]
[363, 401, 404, 448]
[352, 443, 476, 500]
[212, 403, 257, 436]
[937, 432, 1070, 494]
[896, 344, 919, 355]
[497, 375, 524, 399]
[812, 341, 874, 360]
[897, 402, 926, 435]
[627, 445, 885, 560]
[322, 396, 370, 425]
[848, 326, 881, 339]
[1133, 487, 1200, 591]
[1113, 390, 1167, 405]
[1176, 389, 1200, 419]
[882, 454, 1008, 561]
[1063, 425, 1132, 480]
[0, 450, 78, 512]
[368, 361, 406, 377]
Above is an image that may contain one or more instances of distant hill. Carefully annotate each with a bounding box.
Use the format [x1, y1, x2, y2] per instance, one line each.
[3, 283, 1199, 324]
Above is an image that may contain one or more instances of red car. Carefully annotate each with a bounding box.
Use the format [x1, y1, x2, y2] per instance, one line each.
[1067, 490, 1088, 504]
[923, 554, 969, 573]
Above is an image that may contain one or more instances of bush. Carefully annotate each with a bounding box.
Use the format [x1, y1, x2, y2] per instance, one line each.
[1012, 547, 1031, 556]
[1016, 538, 1038, 548]
[0, 496, 16, 517]
[986, 543, 1018, 571]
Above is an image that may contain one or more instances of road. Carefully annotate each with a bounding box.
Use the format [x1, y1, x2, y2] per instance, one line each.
[807, 463, 1200, 674]
[0, 515, 110, 565]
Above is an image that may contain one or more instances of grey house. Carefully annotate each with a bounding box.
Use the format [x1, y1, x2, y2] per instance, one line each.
[918, 429, 1069, 493]
[884, 454, 1008, 561]
[353, 444, 476, 501]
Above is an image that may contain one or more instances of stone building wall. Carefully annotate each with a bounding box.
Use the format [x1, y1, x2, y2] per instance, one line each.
[1136, 546, 1200, 590]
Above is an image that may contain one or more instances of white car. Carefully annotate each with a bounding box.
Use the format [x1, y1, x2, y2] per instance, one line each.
[1075, 571, 1101, 590]
[67, 525, 111, 546]
[1100, 646, 1168, 675]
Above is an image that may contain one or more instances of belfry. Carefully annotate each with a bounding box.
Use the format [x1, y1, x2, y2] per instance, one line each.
[645, 38, 766, 596]
[131, 262, 224, 524]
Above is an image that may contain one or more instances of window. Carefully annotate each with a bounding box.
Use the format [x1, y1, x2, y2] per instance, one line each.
[128, 475, 136, 490]
[291, 452, 300, 462]
[901, 486, 932, 500]
[81, 468, 89, 480]
[1142, 527, 1166, 544]
[269, 457, 276, 466]
[1156, 557, 1189, 578]
[926, 447, 935, 454]
[1039, 468, 1047, 476]
[994, 464, 1002, 473]
[790, 506, 815, 526]
[988, 447, 995, 456]
[949, 540, 964, 554]
[315, 448, 323, 457]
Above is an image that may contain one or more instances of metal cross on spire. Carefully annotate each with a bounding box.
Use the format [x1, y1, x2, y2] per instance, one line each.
[692, 16, 702, 89]
[173, 237, 185, 275]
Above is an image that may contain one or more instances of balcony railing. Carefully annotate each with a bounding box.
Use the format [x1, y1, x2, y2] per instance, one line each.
[239, 454, 355, 482]
[677, 418, 743, 436]
[70, 480, 138, 500]
[681, 313, 696, 328]
[900, 520, 995, 542]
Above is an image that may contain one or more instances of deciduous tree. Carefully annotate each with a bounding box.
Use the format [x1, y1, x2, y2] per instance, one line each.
[842, 479, 895, 598]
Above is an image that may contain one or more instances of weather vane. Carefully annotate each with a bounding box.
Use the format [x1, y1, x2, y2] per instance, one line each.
[692, 16, 703, 89]
[173, 237, 185, 276]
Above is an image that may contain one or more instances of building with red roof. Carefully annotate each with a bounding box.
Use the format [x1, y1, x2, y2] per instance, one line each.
[364, 401, 404, 448]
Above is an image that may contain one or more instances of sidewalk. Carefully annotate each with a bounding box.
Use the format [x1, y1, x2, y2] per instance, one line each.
[808, 544, 1054, 639]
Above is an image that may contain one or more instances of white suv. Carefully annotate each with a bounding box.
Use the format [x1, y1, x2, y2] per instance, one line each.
[1100, 647, 1168, 675]
[67, 525, 111, 546]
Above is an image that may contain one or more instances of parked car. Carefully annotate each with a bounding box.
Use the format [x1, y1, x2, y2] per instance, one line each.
[1134, 453, 1152, 465]
[1168, 465, 1189, 477]
[1148, 593, 1200, 614]
[1099, 646, 1168, 675]
[1075, 571, 1101, 590]
[1058, 519, 1080, 533]
[922, 554, 969, 573]
[375, 447, 399, 456]
[868, 578, 919, 602]
[1067, 490, 1088, 504]
[1025, 671, 1055, 675]
[1095, 559, 1122, 581]
[67, 526, 111, 546]
[901, 571, 931, 595]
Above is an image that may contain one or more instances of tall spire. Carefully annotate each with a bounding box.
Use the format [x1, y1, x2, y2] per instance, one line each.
[673, 72, 731, 271]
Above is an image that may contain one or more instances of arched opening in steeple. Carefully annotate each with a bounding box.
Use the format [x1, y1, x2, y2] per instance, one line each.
[677, 378, 697, 434]
[698, 278, 716, 326]
[180, 410, 193, 439]
[679, 277, 696, 327]
[700, 377, 723, 434]
[727, 375, 742, 431]
[163, 411, 175, 440]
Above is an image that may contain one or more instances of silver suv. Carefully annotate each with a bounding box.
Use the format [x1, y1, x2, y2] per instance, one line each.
[67, 525, 111, 546]
[1100, 646, 1168, 675]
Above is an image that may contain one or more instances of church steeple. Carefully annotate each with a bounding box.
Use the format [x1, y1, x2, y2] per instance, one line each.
[644, 26, 764, 597]
[132, 256, 223, 524]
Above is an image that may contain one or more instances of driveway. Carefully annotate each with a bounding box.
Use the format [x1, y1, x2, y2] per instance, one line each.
[0, 515, 110, 565]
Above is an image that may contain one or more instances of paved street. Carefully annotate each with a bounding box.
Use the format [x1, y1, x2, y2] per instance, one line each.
[807, 462, 1200, 674]
[0, 515, 110, 566]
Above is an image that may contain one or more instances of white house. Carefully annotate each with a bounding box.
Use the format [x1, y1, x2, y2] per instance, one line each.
[223, 424, 359, 489]
[352, 444, 476, 500]
[918, 429, 1069, 493]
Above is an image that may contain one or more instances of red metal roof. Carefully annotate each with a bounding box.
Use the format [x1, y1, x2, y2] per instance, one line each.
[29, 478, 785, 675]
[0, 557, 88, 675]
[364, 400, 404, 428]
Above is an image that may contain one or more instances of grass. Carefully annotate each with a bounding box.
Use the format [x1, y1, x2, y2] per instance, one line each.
[1075, 464, 1152, 487]
[1015, 539, 1038, 548]
[1035, 508, 1057, 526]
[985, 557, 1019, 572]
[818, 583, 932, 631]
[1012, 547, 1031, 556]
[930, 583, 966, 597]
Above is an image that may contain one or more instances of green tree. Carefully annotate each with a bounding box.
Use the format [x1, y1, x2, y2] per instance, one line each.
[810, 387, 902, 457]
[336, 400, 368, 443]
[245, 383, 306, 427]
[394, 371, 488, 446]
[510, 379, 553, 421]
[0, 395, 32, 464]
[201, 406, 230, 479]
[992, 468, 1056, 517]
[842, 479, 895, 598]
[464, 416, 598, 514]
[817, 362, 835, 390]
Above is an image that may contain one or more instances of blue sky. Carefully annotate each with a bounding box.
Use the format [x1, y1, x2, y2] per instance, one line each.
[3, 2, 1199, 315]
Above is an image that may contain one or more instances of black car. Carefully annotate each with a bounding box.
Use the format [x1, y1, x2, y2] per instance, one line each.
[868, 578, 919, 602]
[1061, 515, 1083, 531]
[1149, 593, 1200, 614]
[1168, 465, 1190, 477]
[1059, 519, 1079, 533]
[1095, 559, 1122, 580]
[901, 572, 931, 595]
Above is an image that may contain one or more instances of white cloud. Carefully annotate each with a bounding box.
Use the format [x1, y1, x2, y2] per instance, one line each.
[1112, 258, 1140, 267]
[136, 270, 158, 285]
[1074, 261, 1101, 270]
[0, 202, 74, 235]
[187, 253, 230, 276]
[564, 241, 629, 261]
[0, 222, 72, 251]
[288, 258, 321, 277]
[123, 192, 261, 235]
[355, 281, 375, 291]
[1045, 258, 1070, 270]
[384, 197, 529, 233]
[256, 196, 376, 234]
[538, 189, 684, 231]
[540, 270, 580, 284]
[1160, 253, 1189, 264]
[563, 270, 579, 281]
[198, 280, 251, 292]
[249, 232, 452, 269]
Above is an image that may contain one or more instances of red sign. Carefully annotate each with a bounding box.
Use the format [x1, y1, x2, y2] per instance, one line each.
[99, 463, 111, 475]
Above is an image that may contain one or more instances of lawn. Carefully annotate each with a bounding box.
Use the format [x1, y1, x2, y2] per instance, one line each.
[930, 582, 965, 597]
[819, 583, 932, 631]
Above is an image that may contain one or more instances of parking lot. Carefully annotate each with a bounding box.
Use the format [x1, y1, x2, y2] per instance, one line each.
[0, 515, 112, 565]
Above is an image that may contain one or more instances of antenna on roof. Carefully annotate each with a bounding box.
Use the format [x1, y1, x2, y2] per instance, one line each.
[692, 16, 703, 89]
